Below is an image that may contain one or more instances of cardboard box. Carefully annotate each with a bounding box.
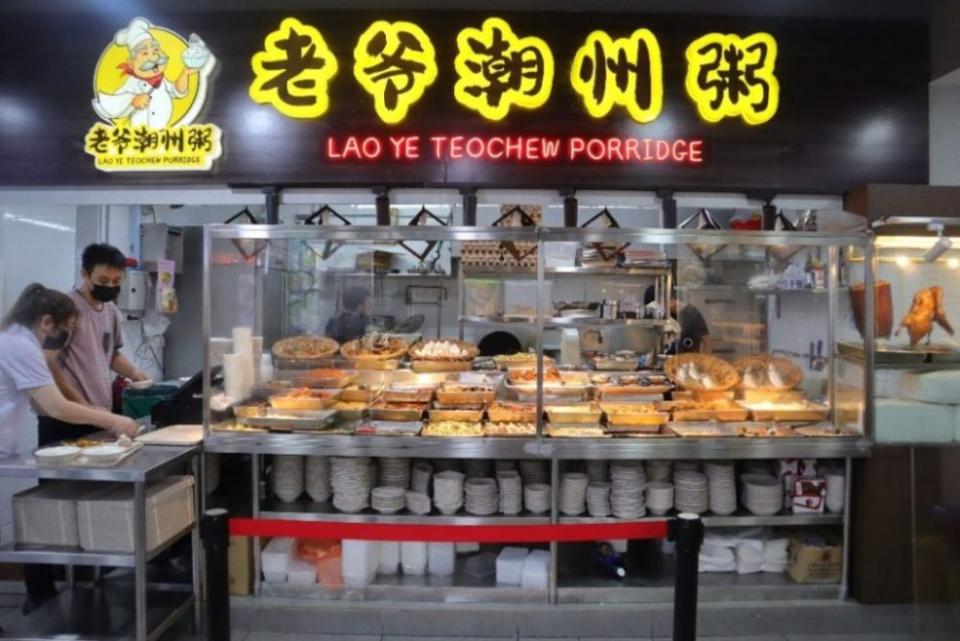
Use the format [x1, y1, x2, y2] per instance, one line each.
[788, 531, 843, 584]
[791, 478, 827, 514]
[228, 535, 253, 596]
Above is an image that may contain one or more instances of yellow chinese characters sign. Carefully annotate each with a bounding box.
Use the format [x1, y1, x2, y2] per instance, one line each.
[453, 17, 554, 121]
[250, 17, 339, 119]
[353, 21, 438, 125]
[685, 32, 779, 125]
[570, 29, 663, 123]
[85, 16, 221, 172]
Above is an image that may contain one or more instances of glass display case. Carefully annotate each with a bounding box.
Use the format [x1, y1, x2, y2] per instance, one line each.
[202, 222, 868, 602]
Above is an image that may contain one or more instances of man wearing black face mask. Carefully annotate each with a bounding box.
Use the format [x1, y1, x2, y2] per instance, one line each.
[42, 244, 148, 440]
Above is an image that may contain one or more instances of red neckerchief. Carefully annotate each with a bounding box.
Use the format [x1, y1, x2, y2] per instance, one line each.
[117, 62, 163, 88]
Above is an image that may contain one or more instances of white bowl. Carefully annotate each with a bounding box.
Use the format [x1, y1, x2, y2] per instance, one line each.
[34, 445, 81, 464]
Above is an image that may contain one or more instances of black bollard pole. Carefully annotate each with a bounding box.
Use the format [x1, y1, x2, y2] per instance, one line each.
[202, 508, 231, 641]
[669, 513, 704, 641]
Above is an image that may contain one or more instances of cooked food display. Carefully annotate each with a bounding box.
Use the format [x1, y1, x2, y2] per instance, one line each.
[508, 366, 562, 384]
[487, 401, 539, 423]
[493, 353, 554, 369]
[739, 400, 829, 422]
[294, 368, 354, 388]
[547, 426, 608, 438]
[601, 402, 669, 427]
[898, 285, 955, 347]
[546, 404, 602, 424]
[736, 424, 797, 438]
[428, 407, 485, 423]
[658, 399, 749, 422]
[483, 422, 537, 437]
[270, 387, 340, 411]
[382, 383, 436, 404]
[272, 336, 339, 361]
[409, 339, 479, 361]
[735, 355, 802, 391]
[436, 383, 497, 405]
[421, 421, 485, 437]
[370, 401, 427, 422]
[340, 333, 409, 361]
[333, 401, 368, 411]
[340, 385, 379, 402]
[664, 353, 739, 391]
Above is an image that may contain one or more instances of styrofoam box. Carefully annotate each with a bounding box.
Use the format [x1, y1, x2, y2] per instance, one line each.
[428, 542, 455, 576]
[287, 559, 318, 585]
[261, 537, 297, 576]
[378, 541, 400, 575]
[496, 546, 529, 586]
[14, 482, 113, 547]
[400, 541, 427, 576]
[521, 550, 550, 589]
[343, 540, 380, 588]
[76, 476, 195, 553]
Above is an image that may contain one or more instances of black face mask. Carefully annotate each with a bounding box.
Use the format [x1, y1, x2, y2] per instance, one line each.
[91, 284, 121, 303]
[42, 329, 69, 351]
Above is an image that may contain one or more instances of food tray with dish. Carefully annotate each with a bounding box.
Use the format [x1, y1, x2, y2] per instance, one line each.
[435, 383, 496, 405]
[547, 425, 609, 438]
[665, 353, 740, 392]
[382, 384, 436, 404]
[332, 401, 369, 420]
[271, 336, 340, 368]
[507, 371, 591, 401]
[239, 409, 337, 431]
[408, 339, 479, 361]
[600, 403, 670, 428]
[493, 353, 554, 370]
[794, 423, 849, 437]
[411, 360, 473, 373]
[421, 421, 485, 437]
[370, 402, 427, 422]
[292, 368, 355, 389]
[735, 354, 803, 391]
[660, 400, 750, 422]
[735, 423, 797, 438]
[486, 401, 539, 423]
[269, 388, 341, 411]
[355, 421, 422, 437]
[482, 422, 537, 437]
[668, 422, 739, 438]
[340, 334, 409, 362]
[211, 421, 266, 433]
[740, 401, 830, 422]
[546, 403, 602, 425]
[340, 385, 380, 403]
[428, 407, 485, 423]
[740, 389, 805, 404]
[595, 384, 673, 400]
[592, 353, 641, 371]
[615, 429, 677, 438]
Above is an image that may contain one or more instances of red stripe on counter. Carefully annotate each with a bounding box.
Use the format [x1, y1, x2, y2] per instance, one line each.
[229, 518, 669, 542]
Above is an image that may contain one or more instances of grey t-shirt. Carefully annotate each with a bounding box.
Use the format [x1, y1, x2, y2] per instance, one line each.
[58, 291, 123, 411]
[0, 324, 54, 455]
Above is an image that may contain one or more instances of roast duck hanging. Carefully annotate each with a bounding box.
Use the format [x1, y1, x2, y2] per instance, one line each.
[897, 286, 955, 347]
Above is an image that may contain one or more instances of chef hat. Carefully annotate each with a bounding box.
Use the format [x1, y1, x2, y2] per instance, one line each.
[115, 17, 155, 52]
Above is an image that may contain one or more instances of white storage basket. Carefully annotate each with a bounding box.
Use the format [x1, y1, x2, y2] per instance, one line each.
[14, 482, 113, 547]
[77, 476, 195, 553]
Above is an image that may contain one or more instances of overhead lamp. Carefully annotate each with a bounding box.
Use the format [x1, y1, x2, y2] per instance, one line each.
[924, 223, 953, 263]
[895, 255, 911, 269]
[948, 258, 960, 270]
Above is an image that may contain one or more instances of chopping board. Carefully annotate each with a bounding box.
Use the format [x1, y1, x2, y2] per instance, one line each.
[136, 424, 204, 446]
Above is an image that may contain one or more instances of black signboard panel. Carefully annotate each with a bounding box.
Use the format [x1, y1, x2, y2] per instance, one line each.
[0, 8, 928, 192]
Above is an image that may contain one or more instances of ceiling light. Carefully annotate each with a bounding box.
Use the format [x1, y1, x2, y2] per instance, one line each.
[895, 255, 911, 269]
[949, 258, 960, 269]
[924, 223, 953, 263]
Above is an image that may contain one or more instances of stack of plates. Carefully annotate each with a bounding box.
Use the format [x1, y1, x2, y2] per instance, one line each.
[586, 460, 609, 483]
[673, 470, 708, 514]
[519, 460, 548, 484]
[741, 474, 783, 516]
[405, 491, 432, 515]
[705, 461, 737, 516]
[379, 458, 411, 489]
[464, 459, 493, 478]
[560, 472, 590, 516]
[497, 471, 523, 515]
[647, 460, 672, 483]
[610, 461, 646, 519]
[465, 477, 499, 515]
[587, 482, 611, 517]
[647, 481, 674, 516]
[331, 457, 374, 513]
[433, 470, 465, 515]
[524, 483, 551, 514]
[411, 461, 433, 496]
[371, 486, 406, 514]
[825, 470, 846, 513]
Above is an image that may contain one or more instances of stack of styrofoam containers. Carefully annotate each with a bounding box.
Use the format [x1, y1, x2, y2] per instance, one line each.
[14, 482, 108, 547]
[428, 543, 455, 576]
[400, 542, 428, 576]
[223, 326, 256, 401]
[496, 547, 529, 585]
[288, 559, 318, 586]
[378, 541, 401, 575]
[342, 540, 380, 588]
[261, 537, 297, 584]
[521, 550, 550, 589]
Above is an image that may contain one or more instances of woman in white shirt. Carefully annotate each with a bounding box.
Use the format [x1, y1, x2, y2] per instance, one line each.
[0, 283, 137, 456]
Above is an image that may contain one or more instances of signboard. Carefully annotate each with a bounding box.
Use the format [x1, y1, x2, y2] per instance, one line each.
[0, 7, 928, 192]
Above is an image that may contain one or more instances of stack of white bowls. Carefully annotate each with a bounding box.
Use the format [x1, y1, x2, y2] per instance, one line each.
[523, 483, 551, 514]
[673, 470, 708, 514]
[411, 461, 433, 496]
[741, 474, 783, 516]
[379, 458, 411, 489]
[587, 482, 611, 517]
[305, 456, 331, 503]
[646, 481, 674, 516]
[331, 457, 374, 513]
[610, 461, 647, 519]
[465, 477, 499, 515]
[433, 470, 465, 515]
[560, 472, 590, 516]
[705, 461, 737, 515]
[825, 470, 846, 513]
[497, 471, 523, 515]
[405, 491, 432, 515]
[371, 486, 405, 514]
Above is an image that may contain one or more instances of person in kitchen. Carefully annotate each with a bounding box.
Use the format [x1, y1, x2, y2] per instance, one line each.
[645, 286, 713, 354]
[91, 17, 207, 130]
[325, 286, 371, 344]
[43, 244, 150, 444]
[0, 284, 138, 614]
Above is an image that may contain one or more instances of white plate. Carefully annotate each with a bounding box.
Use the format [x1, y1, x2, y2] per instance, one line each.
[35, 445, 81, 461]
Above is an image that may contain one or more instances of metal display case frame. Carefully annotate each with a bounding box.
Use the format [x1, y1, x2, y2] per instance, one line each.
[202, 223, 870, 604]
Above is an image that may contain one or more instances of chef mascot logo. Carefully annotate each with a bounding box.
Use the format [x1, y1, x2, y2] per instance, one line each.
[84, 17, 222, 172]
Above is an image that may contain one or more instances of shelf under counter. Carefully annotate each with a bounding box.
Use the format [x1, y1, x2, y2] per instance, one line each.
[558, 510, 842, 528]
[261, 496, 550, 525]
[206, 431, 870, 459]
